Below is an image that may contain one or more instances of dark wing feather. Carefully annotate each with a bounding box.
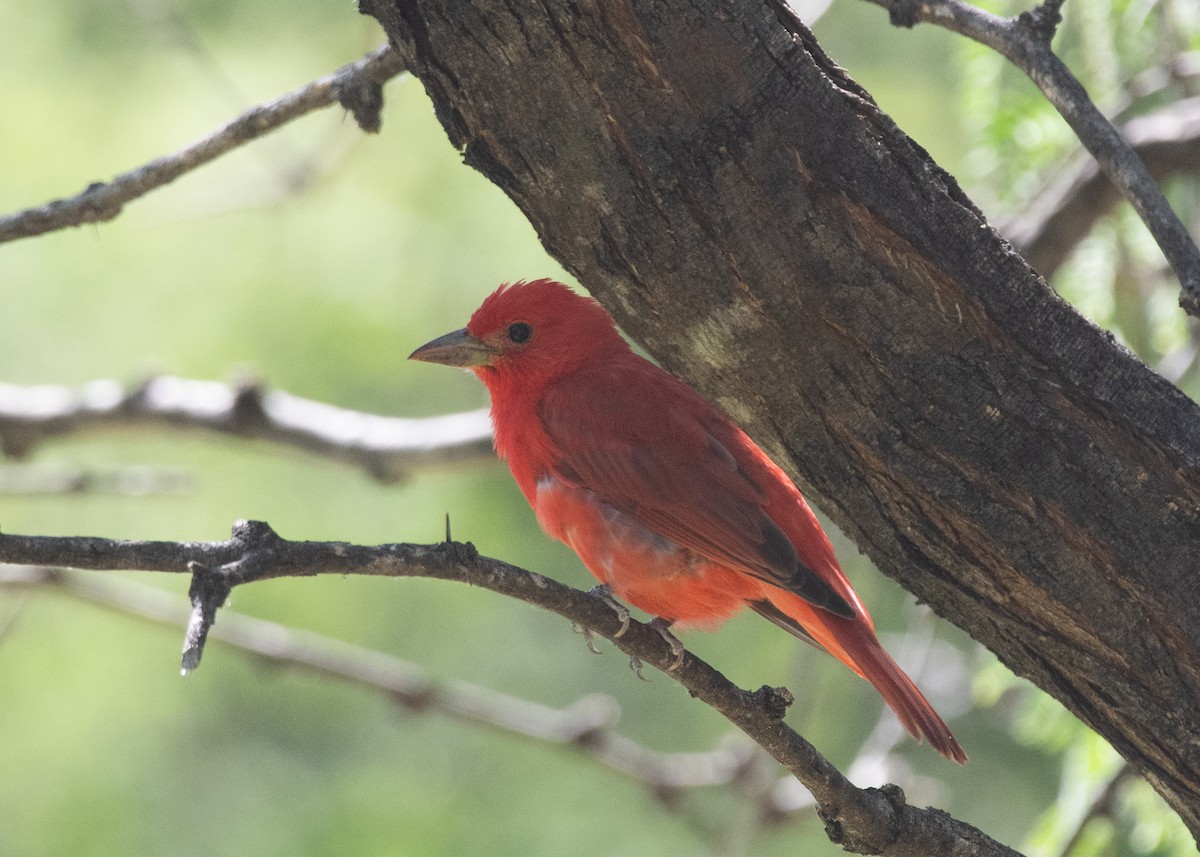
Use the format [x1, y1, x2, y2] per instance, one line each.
[748, 599, 820, 648]
[539, 359, 853, 618]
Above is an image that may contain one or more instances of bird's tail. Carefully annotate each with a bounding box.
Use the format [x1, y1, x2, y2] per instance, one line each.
[845, 630, 967, 763]
[755, 593, 967, 763]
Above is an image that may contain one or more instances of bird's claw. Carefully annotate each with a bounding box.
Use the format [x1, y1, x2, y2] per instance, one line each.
[572, 622, 603, 655]
[588, 584, 632, 638]
[573, 586, 633, 655]
[649, 617, 686, 672]
[628, 655, 652, 682]
[623, 619, 687, 679]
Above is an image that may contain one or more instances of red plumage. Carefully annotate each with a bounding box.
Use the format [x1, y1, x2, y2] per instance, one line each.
[411, 279, 965, 763]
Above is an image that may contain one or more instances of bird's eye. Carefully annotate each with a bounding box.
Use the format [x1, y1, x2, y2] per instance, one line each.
[507, 322, 532, 344]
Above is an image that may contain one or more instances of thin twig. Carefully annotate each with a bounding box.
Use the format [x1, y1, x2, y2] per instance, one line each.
[1008, 97, 1200, 280]
[868, 0, 1200, 315]
[0, 521, 1020, 856]
[0, 45, 406, 245]
[0, 463, 193, 495]
[0, 377, 493, 483]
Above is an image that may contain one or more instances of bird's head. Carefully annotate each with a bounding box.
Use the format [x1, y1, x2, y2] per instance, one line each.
[409, 279, 629, 390]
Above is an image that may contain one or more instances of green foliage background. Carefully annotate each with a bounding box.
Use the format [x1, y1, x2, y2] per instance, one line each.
[0, 1, 1193, 855]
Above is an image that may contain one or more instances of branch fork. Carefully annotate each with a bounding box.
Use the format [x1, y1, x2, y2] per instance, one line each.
[0, 45, 407, 245]
[1016, 0, 1064, 44]
[181, 520, 281, 672]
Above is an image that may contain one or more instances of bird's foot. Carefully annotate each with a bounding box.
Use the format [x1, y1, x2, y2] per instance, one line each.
[626, 619, 686, 679]
[572, 622, 603, 655]
[573, 586, 633, 655]
[649, 617, 687, 672]
[587, 584, 632, 638]
[628, 654, 651, 682]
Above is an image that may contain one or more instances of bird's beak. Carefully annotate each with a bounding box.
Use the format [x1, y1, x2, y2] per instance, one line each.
[409, 328, 498, 368]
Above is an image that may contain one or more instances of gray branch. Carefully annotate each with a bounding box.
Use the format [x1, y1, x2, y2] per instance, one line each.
[1009, 97, 1200, 280]
[0, 376, 494, 482]
[869, 0, 1200, 314]
[0, 45, 406, 245]
[0, 564, 773, 805]
[2, 565, 959, 825]
[0, 521, 1021, 857]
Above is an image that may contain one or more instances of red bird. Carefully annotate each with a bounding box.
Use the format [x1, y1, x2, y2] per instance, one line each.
[411, 279, 965, 762]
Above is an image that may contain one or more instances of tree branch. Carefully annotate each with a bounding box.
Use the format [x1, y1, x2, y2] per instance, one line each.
[0, 45, 406, 245]
[0, 522, 1020, 857]
[868, 0, 1200, 314]
[0, 463, 192, 495]
[0, 377, 493, 482]
[1008, 97, 1200, 280]
[3, 564, 961, 828]
[0, 565, 778, 807]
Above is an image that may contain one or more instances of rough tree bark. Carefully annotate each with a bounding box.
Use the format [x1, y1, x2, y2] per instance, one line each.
[360, 0, 1200, 837]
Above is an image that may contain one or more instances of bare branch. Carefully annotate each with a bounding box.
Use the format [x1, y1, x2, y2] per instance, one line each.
[0, 463, 192, 495]
[0, 377, 493, 482]
[867, 0, 1200, 315]
[0, 45, 407, 245]
[2, 564, 938, 834]
[1008, 97, 1200, 280]
[0, 522, 1021, 856]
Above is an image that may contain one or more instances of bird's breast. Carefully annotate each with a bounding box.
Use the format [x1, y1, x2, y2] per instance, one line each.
[532, 474, 761, 626]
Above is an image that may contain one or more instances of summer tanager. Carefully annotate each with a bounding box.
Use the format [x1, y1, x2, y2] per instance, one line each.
[411, 278, 965, 762]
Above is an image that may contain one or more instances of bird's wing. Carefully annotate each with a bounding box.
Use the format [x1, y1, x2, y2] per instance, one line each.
[538, 361, 854, 618]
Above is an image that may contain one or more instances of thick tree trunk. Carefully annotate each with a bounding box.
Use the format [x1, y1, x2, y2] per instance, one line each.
[363, 0, 1200, 834]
